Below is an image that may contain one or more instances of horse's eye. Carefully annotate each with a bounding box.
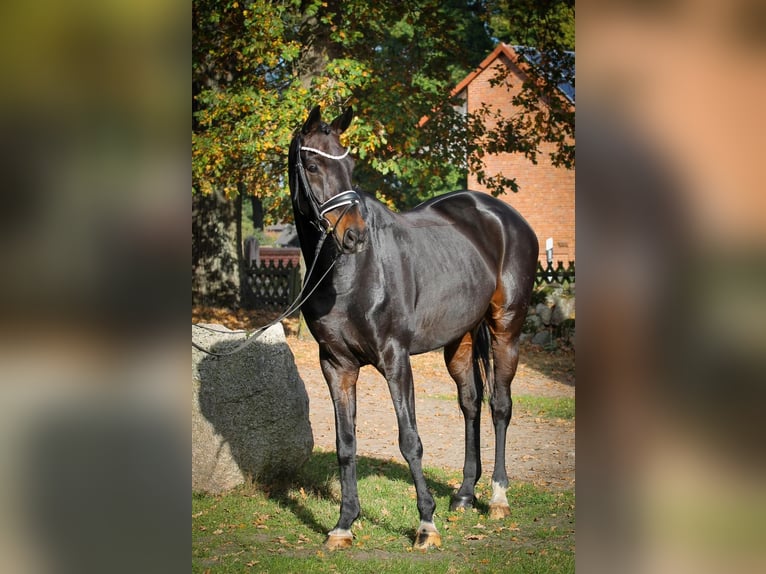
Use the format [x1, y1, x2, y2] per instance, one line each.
[307, 164, 318, 173]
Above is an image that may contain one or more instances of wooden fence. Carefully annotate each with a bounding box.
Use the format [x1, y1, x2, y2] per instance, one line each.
[535, 261, 575, 287]
[242, 259, 301, 313]
[242, 256, 573, 311]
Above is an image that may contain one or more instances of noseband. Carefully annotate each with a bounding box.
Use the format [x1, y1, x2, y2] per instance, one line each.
[294, 140, 361, 236]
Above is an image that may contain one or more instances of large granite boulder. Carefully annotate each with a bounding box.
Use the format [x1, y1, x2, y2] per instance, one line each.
[192, 323, 313, 493]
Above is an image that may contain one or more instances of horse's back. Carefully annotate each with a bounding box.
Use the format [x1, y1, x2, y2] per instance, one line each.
[408, 190, 538, 273]
[390, 191, 538, 350]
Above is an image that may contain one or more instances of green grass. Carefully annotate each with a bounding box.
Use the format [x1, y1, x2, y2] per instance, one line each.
[193, 450, 575, 573]
[513, 396, 575, 420]
[428, 394, 575, 421]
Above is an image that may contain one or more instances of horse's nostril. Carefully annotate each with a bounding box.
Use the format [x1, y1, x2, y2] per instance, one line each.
[343, 229, 358, 249]
[342, 228, 366, 251]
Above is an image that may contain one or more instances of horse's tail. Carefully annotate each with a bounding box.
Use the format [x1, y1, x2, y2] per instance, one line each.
[473, 320, 494, 403]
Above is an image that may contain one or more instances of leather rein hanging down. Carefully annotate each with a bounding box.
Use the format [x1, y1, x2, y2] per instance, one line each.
[192, 139, 361, 358]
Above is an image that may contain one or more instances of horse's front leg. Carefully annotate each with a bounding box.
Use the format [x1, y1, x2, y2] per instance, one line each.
[383, 347, 441, 550]
[321, 353, 361, 550]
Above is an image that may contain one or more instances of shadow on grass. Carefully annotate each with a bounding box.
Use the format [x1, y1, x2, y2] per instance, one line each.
[266, 450, 464, 541]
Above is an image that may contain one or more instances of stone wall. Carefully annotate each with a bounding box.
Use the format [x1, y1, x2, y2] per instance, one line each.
[522, 284, 576, 349]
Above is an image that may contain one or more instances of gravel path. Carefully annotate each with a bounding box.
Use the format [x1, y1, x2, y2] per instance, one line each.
[287, 336, 575, 491]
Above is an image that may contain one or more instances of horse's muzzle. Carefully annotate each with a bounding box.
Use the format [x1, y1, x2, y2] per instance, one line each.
[340, 226, 367, 253]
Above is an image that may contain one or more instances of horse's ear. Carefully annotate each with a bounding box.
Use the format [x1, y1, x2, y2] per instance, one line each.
[330, 107, 354, 134]
[302, 105, 321, 134]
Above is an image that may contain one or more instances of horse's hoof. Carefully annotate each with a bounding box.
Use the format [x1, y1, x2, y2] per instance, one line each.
[413, 530, 442, 551]
[325, 533, 353, 550]
[449, 494, 475, 511]
[488, 503, 511, 519]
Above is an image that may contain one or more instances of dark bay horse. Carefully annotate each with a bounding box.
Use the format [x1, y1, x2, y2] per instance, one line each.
[289, 106, 538, 550]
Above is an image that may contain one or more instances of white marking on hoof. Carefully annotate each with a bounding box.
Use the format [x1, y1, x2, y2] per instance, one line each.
[490, 481, 509, 506]
[417, 520, 439, 534]
[489, 481, 511, 519]
[489, 503, 511, 519]
[325, 528, 353, 550]
[413, 520, 442, 550]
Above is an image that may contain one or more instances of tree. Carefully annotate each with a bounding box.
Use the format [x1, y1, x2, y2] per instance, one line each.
[193, 0, 497, 215]
[192, 0, 311, 306]
[455, 0, 575, 195]
[192, 0, 494, 306]
[304, 0, 496, 208]
[487, 0, 575, 50]
[192, 0, 575, 304]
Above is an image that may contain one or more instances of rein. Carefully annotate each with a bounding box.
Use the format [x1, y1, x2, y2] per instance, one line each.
[192, 231, 338, 357]
[191, 138, 360, 358]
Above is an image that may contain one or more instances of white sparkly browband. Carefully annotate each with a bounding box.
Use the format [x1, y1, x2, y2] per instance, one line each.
[300, 146, 350, 160]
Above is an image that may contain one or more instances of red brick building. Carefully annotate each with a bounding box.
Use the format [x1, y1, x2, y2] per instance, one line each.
[453, 43, 575, 264]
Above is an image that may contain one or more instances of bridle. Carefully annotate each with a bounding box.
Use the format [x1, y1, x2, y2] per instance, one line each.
[190, 136, 363, 358]
[294, 137, 361, 238]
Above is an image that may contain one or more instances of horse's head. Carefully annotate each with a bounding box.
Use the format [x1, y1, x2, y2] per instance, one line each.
[289, 105, 367, 254]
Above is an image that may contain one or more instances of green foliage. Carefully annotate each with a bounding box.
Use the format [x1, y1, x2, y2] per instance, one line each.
[471, 0, 575, 185]
[487, 0, 575, 51]
[531, 280, 575, 306]
[193, 0, 575, 221]
[192, 450, 575, 572]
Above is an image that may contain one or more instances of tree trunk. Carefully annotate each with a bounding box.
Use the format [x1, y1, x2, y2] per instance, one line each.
[297, 2, 343, 89]
[250, 195, 264, 230]
[192, 190, 242, 308]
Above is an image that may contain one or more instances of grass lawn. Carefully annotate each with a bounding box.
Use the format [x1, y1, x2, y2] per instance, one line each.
[193, 451, 574, 573]
[427, 393, 575, 422]
[514, 395, 575, 420]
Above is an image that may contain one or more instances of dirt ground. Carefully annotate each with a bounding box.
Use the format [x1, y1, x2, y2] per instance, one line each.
[193, 307, 575, 491]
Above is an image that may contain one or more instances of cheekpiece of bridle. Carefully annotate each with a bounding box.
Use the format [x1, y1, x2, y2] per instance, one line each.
[294, 138, 361, 237]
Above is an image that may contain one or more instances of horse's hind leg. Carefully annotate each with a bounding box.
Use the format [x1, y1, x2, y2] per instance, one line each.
[444, 331, 483, 510]
[487, 305, 526, 519]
